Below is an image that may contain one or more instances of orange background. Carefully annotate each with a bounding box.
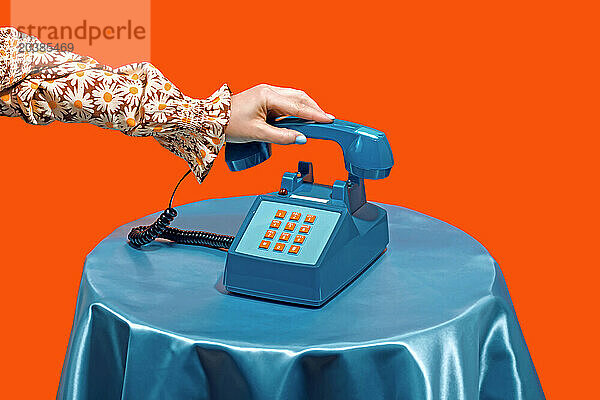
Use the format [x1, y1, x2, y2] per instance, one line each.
[1, 0, 598, 397]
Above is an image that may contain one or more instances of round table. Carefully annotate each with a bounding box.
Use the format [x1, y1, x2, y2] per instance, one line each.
[57, 196, 544, 400]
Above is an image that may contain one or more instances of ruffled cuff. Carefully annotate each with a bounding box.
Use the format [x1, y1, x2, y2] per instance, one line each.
[154, 84, 232, 183]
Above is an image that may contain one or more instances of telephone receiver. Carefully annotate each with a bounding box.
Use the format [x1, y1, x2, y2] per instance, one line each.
[129, 117, 394, 307]
[225, 117, 394, 180]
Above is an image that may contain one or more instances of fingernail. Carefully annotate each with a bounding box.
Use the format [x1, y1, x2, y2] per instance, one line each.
[325, 113, 335, 120]
[295, 134, 307, 144]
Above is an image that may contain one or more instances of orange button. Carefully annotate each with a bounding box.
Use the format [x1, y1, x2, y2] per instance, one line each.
[288, 245, 300, 254]
[270, 220, 281, 229]
[289, 212, 301, 221]
[284, 222, 296, 231]
[304, 214, 316, 223]
[264, 230, 276, 239]
[259, 240, 271, 249]
[299, 225, 311, 234]
[279, 232, 291, 241]
[275, 210, 287, 219]
[274, 243, 286, 252]
[294, 235, 305, 244]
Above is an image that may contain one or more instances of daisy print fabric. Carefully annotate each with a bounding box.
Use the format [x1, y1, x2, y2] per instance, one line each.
[0, 27, 231, 183]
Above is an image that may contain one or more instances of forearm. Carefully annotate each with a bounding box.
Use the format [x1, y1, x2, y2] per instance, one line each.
[0, 27, 231, 183]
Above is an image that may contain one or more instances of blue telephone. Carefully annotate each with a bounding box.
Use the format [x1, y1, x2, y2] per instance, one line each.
[129, 117, 394, 306]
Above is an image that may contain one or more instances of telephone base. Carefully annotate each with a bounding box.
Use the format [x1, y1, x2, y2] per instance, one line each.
[224, 193, 389, 306]
[225, 247, 387, 307]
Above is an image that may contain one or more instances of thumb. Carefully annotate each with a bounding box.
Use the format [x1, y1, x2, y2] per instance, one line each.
[256, 121, 306, 145]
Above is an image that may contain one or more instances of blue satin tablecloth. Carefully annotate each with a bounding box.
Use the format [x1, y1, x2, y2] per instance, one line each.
[58, 196, 544, 399]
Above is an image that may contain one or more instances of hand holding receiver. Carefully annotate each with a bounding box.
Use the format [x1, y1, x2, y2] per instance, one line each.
[225, 117, 394, 180]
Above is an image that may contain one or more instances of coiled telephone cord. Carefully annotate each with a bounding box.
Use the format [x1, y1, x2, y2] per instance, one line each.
[127, 170, 234, 250]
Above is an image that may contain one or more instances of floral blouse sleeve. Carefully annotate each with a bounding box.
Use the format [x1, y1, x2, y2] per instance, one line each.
[0, 27, 231, 183]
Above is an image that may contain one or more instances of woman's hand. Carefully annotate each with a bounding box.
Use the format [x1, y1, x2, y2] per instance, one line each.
[224, 84, 334, 144]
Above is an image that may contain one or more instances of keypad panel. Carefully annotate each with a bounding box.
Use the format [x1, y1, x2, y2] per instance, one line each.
[235, 200, 341, 265]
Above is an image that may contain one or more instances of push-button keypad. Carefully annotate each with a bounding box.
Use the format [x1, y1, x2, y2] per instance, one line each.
[255, 205, 331, 258]
[236, 200, 341, 264]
